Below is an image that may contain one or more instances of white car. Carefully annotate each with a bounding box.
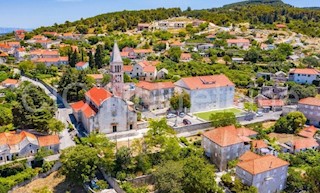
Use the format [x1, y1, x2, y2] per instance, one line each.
[166, 113, 177, 119]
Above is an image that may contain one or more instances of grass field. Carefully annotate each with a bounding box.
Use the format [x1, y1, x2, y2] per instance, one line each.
[195, 108, 243, 121]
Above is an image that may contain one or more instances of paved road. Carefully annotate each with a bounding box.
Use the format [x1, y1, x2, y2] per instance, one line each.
[240, 111, 282, 125]
[21, 76, 75, 149]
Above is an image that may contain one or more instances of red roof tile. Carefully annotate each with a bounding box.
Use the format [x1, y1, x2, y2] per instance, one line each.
[294, 138, 319, 150]
[176, 75, 234, 90]
[227, 39, 250, 44]
[237, 154, 289, 175]
[85, 87, 112, 107]
[136, 81, 174, 91]
[298, 97, 320, 107]
[143, 65, 156, 73]
[38, 135, 60, 146]
[70, 100, 85, 112]
[123, 65, 133, 72]
[258, 99, 284, 107]
[180, 53, 192, 60]
[203, 125, 254, 147]
[298, 125, 318, 138]
[2, 79, 18, 85]
[239, 151, 261, 162]
[252, 140, 268, 149]
[290, 68, 320, 75]
[76, 61, 88, 67]
[81, 103, 97, 118]
[0, 131, 37, 146]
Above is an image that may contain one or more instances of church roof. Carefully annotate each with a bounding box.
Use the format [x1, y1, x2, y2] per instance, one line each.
[111, 42, 123, 63]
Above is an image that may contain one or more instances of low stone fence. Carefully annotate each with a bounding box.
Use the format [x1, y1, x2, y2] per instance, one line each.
[99, 169, 126, 193]
[126, 174, 154, 186]
[8, 161, 62, 193]
[173, 122, 212, 133]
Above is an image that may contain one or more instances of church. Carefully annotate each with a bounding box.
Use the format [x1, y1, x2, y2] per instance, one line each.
[71, 42, 137, 134]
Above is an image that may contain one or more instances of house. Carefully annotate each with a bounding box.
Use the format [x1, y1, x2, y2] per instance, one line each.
[227, 39, 250, 50]
[29, 49, 60, 60]
[288, 68, 320, 84]
[135, 81, 174, 110]
[281, 138, 319, 153]
[1, 79, 19, 88]
[288, 55, 300, 61]
[14, 47, 27, 62]
[0, 131, 60, 163]
[129, 61, 158, 81]
[87, 74, 104, 84]
[232, 57, 244, 64]
[0, 52, 8, 64]
[137, 23, 150, 31]
[192, 19, 206, 27]
[257, 99, 284, 112]
[180, 53, 192, 62]
[33, 57, 68, 66]
[14, 30, 26, 40]
[276, 24, 287, 29]
[273, 71, 287, 82]
[261, 85, 288, 99]
[157, 68, 169, 79]
[236, 152, 289, 193]
[298, 97, 320, 126]
[76, 61, 89, 70]
[170, 41, 184, 49]
[71, 87, 137, 134]
[174, 75, 235, 113]
[205, 34, 216, 42]
[260, 43, 275, 51]
[7, 41, 21, 49]
[202, 125, 257, 171]
[298, 125, 318, 138]
[251, 140, 276, 155]
[133, 49, 154, 59]
[197, 44, 214, 51]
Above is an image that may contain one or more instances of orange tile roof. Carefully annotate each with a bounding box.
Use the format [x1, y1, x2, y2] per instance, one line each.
[139, 60, 160, 66]
[81, 103, 97, 118]
[252, 140, 268, 149]
[203, 125, 255, 147]
[87, 74, 103, 80]
[143, 65, 156, 73]
[227, 39, 250, 44]
[239, 151, 261, 162]
[298, 125, 318, 138]
[138, 23, 150, 27]
[7, 41, 20, 46]
[177, 75, 234, 90]
[0, 52, 8, 57]
[85, 87, 112, 107]
[0, 131, 37, 146]
[134, 49, 153, 54]
[290, 68, 320, 75]
[2, 78, 18, 85]
[38, 135, 60, 147]
[237, 127, 258, 137]
[276, 24, 287, 28]
[136, 81, 174, 91]
[70, 100, 85, 112]
[293, 138, 319, 150]
[258, 99, 284, 107]
[298, 97, 320, 107]
[76, 61, 88, 67]
[237, 154, 289, 175]
[123, 65, 133, 72]
[170, 41, 182, 46]
[180, 53, 192, 60]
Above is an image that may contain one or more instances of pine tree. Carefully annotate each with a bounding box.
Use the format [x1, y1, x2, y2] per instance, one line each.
[95, 45, 104, 69]
[88, 51, 95, 68]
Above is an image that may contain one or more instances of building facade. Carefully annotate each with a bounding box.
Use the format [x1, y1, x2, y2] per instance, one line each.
[298, 97, 320, 126]
[174, 75, 235, 113]
[288, 68, 320, 84]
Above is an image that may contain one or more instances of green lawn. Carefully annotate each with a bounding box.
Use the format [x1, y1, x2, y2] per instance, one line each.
[195, 108, 243, 121]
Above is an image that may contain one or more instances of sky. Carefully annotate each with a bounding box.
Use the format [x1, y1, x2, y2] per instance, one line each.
[1, 0, 320, 28]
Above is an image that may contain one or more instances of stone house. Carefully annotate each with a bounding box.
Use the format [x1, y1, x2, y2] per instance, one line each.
[298, 97, 320, 126]
[174, 75, 235, 113]
[202, 125, 257, 171]
[236, 152, 289, 193]
[288, 68, 320, 85]
[135, 81, 174, 111]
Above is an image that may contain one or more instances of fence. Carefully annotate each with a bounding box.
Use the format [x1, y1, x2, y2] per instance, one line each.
[99, 169, 126, 193]
[8, 161, 62, 193]
[126, 174, 154, 186]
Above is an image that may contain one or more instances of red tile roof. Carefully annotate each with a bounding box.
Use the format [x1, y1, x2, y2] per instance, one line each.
[252, 140, 268, 149]
[176, 75, 234, 90]
[82, 103, 97, 118]
[258, 99, 284, 107]
[237, 154, 289, 175]
[298, 97, 320, 107]
[70, 100, 85, 112]
[203, 125, 255, 147]
[0, 52, 8, 57]
[38, 135, 60, 147]
[239, 151, 261, 162]
[76, 61, 88, 67]
[290, 68, 320, 75]
[85, 87, 112, 107]
[293, 138, 319, 150]
[276, 24, 287, 28]
[180, 53, 192, 60]
[143, 65, 156, 73]
[136, 81, 174, 91]
[123, 65, 133, 72]
[0, 131, 37, 146]
[2, 79, 19, 85]
[298, 125, 318, 138]
[134, 49, 153, 54]
[227, 39, 250, 44]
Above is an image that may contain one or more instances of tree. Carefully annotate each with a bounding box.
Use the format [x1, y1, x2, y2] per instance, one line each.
[303, 56, 319, 67]
[256, 77, 265, 87]
[277, 43, 293, 57]
[46, 118, 65, 134]
[273, 111, 306, 134]
[76, 25, 89, 34]
[124, 73, 132, 83]
[102, 74, 111, 85]
[170, 91, 191, 111]
[223, 55, 231, 65]
[19, 61, 36, 72]
[245, 48, 260, 63]
[306, 166, 320, 193]
[115, 147, 134, 173]
[154, 160, 184, 193]
[0, 105, 13, 126]
[69, 50, 79, 67]
[95, 45, 104, 69]
[209, 112, 237, 128]
[168, 47, 182, 63]
[88, 50, 95, 68]
[182, 156, 222, 193]
[60, 145, 101, 183]
[35, 147, 54, 162]
[244, 102, 258, 112]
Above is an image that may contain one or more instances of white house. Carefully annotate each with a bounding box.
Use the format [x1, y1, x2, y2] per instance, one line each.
[288, 68, 320, 84]
[76, 61, 89, 70]
[174, 74, 235, 113]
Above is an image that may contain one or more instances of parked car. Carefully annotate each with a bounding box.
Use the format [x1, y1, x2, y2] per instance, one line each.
[166, 113, 177, 119]
[179, 112, 186, 118]
[183, 119, 191, 125]
[256, 112, 263, 117]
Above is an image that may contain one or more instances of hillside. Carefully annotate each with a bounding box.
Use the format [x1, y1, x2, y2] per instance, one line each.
[222, 0, 290, 8]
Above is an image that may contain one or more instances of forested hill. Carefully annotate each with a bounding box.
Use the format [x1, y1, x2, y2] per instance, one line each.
[22, 1, 320, 38]
[222, 0, 290, 8]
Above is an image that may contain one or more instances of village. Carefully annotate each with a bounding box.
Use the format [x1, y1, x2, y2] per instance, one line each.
[0, 8, 320, 193]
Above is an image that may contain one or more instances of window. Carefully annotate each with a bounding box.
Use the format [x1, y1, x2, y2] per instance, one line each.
[130, 124, 133, 130]
[113, 125, 117, 132]
[0, 157, 2, 161]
